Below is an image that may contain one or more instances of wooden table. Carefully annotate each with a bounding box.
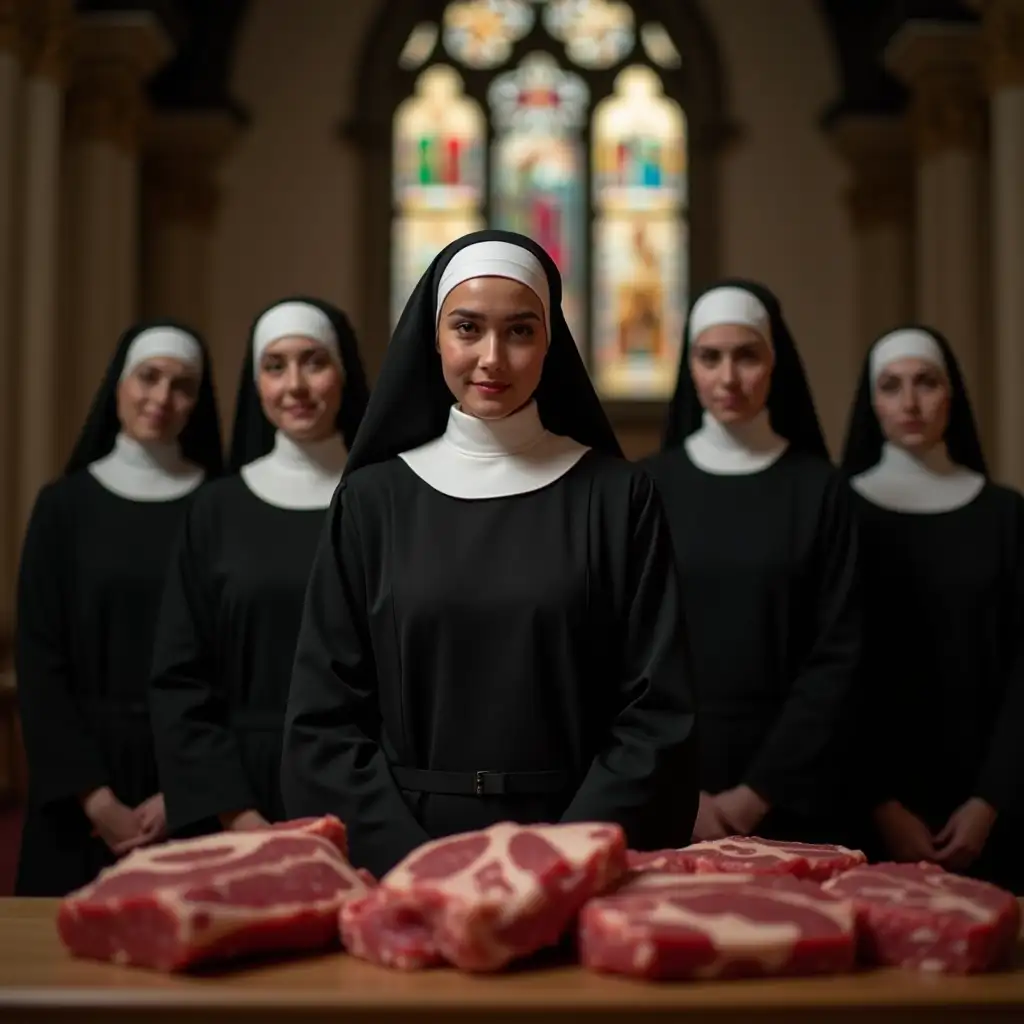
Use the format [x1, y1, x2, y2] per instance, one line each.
[0, 898, 1023, 1023]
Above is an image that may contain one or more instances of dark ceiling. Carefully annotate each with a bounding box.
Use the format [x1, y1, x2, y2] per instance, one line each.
[73, 0, 978, 127]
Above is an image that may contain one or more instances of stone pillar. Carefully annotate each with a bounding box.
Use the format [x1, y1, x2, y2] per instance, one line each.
[141, 110, 240, 338]
[885, 24, 990, 435]
[974, 0, 1024, 487]
[829, 113, 915, 360]
[63, 12, 171, 439]
[0, 0, 26, 641]
[16, 0, 72, 534]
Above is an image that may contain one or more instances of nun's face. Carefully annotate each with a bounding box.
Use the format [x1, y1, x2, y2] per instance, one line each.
[437, 276, 547, 419]
[117, 357, 201, 444]
[873, 357, 950, 453]
[689, 324, 773, 424]
[257, 336, 343, 442]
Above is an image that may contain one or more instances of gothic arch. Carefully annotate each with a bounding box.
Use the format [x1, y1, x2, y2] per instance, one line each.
[344, 0, 735, 416]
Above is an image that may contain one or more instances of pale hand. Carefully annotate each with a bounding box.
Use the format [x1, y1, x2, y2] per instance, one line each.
[873, 800, 937, 863]
[133, 793, 168, 846]
[713, 785, 770, 836]
[693, 790, 732, 842]
[81, 786, 147, 857]
[219, 809, 271, 832]
[934, 797, 996, 872]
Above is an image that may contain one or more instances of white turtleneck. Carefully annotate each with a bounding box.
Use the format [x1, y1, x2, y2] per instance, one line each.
[399, 400, 590, 499]
[88, 432, 205, 501]
[852, 441, 985, 513]
[685, 409, 789, 475]
[241, 430, 348, 510]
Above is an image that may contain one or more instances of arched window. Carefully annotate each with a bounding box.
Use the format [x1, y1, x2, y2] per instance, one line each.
[391, 0, 688, 402]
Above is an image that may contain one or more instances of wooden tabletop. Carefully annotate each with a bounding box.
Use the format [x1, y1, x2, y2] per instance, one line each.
[1, 898, 1023, 1023]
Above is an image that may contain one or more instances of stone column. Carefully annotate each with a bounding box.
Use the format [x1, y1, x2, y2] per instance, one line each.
[16, 0, 72, 534]
[0, 0, 26, 642]
[63, 11, 171, 439]
[885, 24, 990, 435]
[141, 110, 239, 338]
[974, 0, 1024, 487]
[829, 113, 915, 360]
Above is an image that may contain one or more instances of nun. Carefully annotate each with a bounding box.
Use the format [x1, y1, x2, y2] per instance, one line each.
[643, 280, 861, 847]
[841, 326, 1024, 892]
[148, 297, 369, 836]
[280, 229, 698, 878]
[14, 321, 222, 896]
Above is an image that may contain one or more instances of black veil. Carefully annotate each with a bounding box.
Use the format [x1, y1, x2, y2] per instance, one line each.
[228, 296, 370, 472]
[344, 229, 622, 477]
[661, 278, 829, 461]
[840, 324, 988, 477]
[64, 319, 224, 477]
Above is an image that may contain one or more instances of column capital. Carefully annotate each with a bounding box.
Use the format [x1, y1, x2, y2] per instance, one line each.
[828, 113, 915, 229]
[19, 0, 73, 81]
[67, 11, 173, 153]
[885, 23, 987, 156]
[967, 0, 1024, 90]
[143, 109, 242, 228]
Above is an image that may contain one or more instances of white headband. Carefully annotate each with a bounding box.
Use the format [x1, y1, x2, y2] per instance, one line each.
[436, 241, 551, 337]
[688, 286, 772, 350]
[120, 327, 203, 381]
[870, 328, 946, 383]
[252, 301, 341, 377]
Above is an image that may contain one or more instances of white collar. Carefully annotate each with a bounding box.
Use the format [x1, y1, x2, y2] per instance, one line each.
[852, 442, 985, 513]
[88, 432, 205, 502]
[240, 430, 347, 510]
[684, 409, 789, 475]
[399, 400, 589, 499]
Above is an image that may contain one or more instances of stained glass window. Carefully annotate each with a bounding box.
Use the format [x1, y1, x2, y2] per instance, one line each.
[391, 65, 486, 328]
[640, 22, 682, 69]
[399, 23, 439, 70]
[541, 0, 635, 69]
[489, 53, 589, 343]
[443, 0, 534, 70]
[591, 66, 687, 400]
[390, 3, 690, 401]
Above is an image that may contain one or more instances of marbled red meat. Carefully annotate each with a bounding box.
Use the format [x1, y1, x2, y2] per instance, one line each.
[57, 815, 371, 971]
[580, 874, 857, 980]
[340, 821, 626, 971]
[823, 862, 1020, 974]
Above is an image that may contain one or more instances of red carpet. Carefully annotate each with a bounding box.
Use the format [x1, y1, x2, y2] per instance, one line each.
[0, 806, 22, 895]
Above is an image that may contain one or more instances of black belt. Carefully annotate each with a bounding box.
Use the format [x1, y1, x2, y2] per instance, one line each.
[391, 766, 569, 798]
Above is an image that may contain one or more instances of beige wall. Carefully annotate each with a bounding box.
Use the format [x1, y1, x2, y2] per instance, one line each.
[210, 0, 857, 455]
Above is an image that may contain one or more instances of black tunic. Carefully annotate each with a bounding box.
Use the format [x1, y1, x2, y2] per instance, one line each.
[852, 484, 1024, 892]
[643, 446, 861, 842]
[149, 476, 326, 834]
[281, 452, 698, 878]
[14, 473, 199, 896]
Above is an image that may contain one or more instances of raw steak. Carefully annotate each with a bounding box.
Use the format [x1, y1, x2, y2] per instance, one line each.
[823, 862, 1021, 974]
[580, 874, 857, 980]
[628, 837, 866, 882]
[340, 820, 627, 972]
[57, 815, 372, 971]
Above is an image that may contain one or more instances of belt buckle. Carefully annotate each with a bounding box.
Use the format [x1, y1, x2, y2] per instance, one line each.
[474, 770, 488, 796]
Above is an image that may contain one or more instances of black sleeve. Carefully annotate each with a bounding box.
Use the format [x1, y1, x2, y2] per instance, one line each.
[148, 496, 255, 831]
[281, 481, 430, 877]
[560, 470, 699, 849]
[744, 474, 862, 817]
[975, 494, 1024, 815]
[14, 485, 108, 804]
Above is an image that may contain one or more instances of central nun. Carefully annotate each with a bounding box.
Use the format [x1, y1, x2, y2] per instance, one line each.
[281, 230, 698, 877]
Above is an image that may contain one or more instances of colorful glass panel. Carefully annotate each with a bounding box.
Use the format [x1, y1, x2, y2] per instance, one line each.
[540, 0, 634, 69]
[489, 53, 589, 346]
[398, 23, 439, 70]
[442, 0, 534, 70]
[639, 22, 682, 69]
[391, 66, 486, 327]
[591, 65, 687, 399]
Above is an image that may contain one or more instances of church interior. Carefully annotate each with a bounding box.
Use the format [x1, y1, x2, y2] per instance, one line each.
[0, 0, 1020, 894]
